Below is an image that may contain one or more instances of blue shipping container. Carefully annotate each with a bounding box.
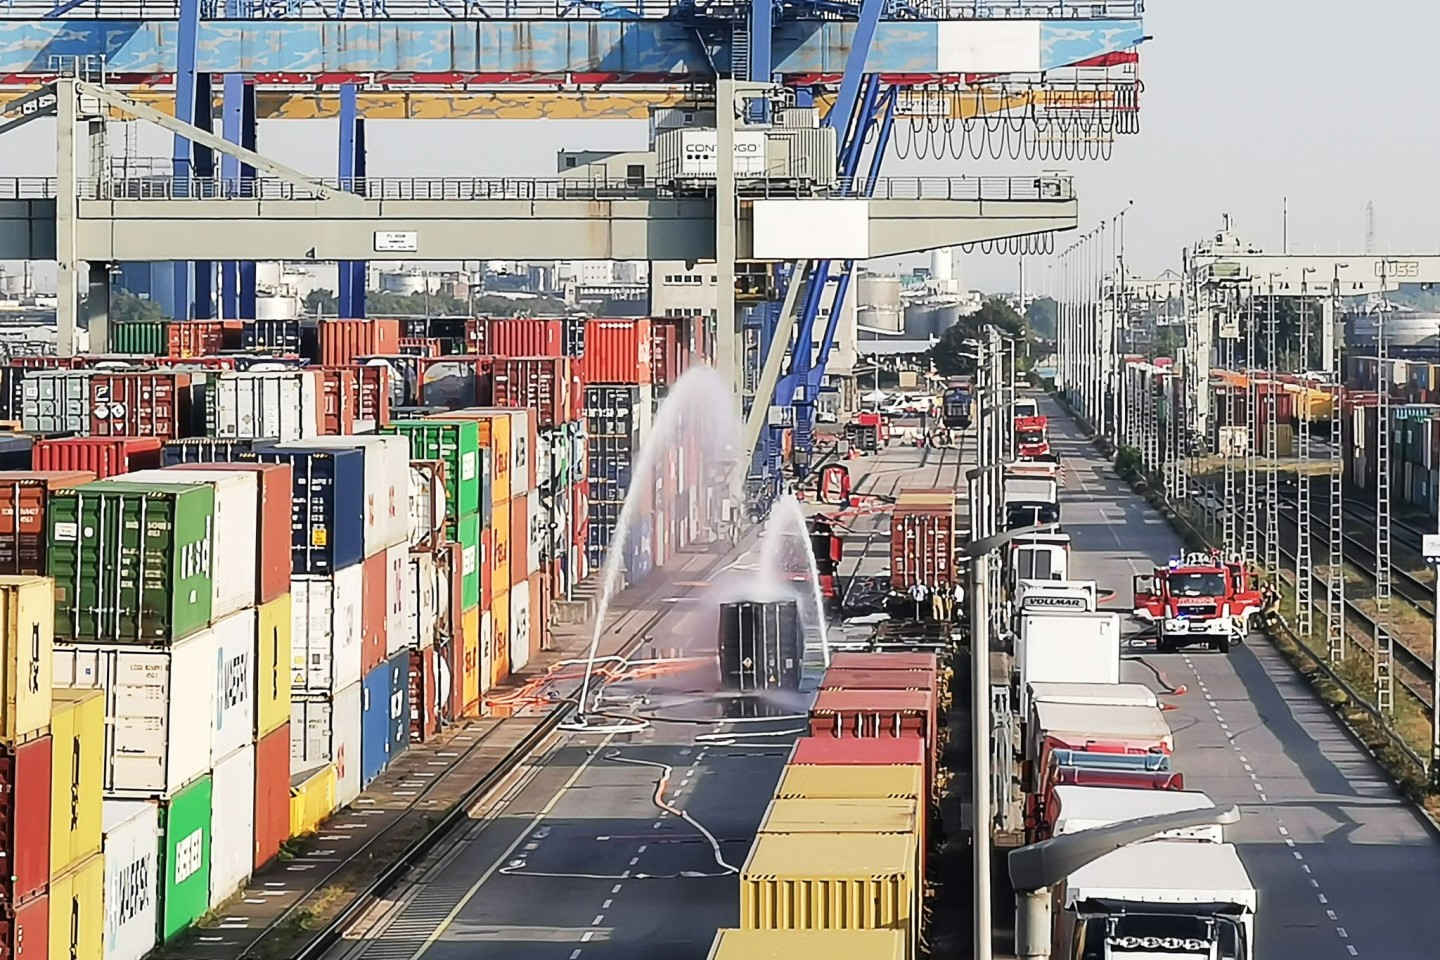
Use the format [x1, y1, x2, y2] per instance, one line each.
[242, 445, 365, 574]
[386, 649, 410, 761]
[361, 662, 391, 787]
[162, 437, 275, 466]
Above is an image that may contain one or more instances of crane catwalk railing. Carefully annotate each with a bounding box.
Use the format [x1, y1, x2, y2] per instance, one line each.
[0, 173, 1075, 202]
[0, 0, 1143, 19]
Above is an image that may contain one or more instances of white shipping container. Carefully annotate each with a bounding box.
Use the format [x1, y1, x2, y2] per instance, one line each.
[209, 370, 321, 442]
[102, 800, 160, 960]
[509, 582, 531, 673]
[384, 543, 408, 655]
[526, 489, 543, 576]
[208, 609, 257, 764]
[292, 566, 364, 694]
[208, 743, 256, 906]
[480, 610, 494, 697]
[287, 436, 410, 556]
[405, 551, 440, 651]
[54, 631, 215, 798]
[120, 469, 258, 618]
[508, 409, 533, 495]
[291, 683, 363, 807]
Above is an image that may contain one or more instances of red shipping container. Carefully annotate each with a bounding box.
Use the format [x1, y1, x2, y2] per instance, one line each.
[649, 319, 685, 388]
[788, 735, 927, 767]
[488, 318, 564, 357]
[360, 551, 388, 674]
[4, 893, 47, 960]
[319, 318, 402, 367]
[579, 319, 652, 385]
[509, 497, 528, 588]
[1, 736, 52, 906]
[316, 368, 358, 435]
[491, 357, 571, 429]
[88, 372, 191, 439]
[168, 461, 292, 604]
[398, 338, 444, 358]
[0, 471, 94, 576]
[808, 689, 934, 740]
[252, 723, 290, 870]
[318, 365, 390, 431]
[409, 646, 441, 742]
[8, 356, 72, 369]
[820, 667, 938, 692]
[828, 651, 938, 673]
[888, 489, 958, 590]
[32, 437, 162, 481]
[167, 321, 226, 359]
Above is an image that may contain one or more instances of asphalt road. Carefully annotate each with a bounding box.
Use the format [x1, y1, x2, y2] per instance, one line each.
[1048, 396, 1440, 959]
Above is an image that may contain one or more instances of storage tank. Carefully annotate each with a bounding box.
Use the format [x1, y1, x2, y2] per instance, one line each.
[1347, 311, 1440, 352]
[857, 275, 903, 333]
[904, 302, 961, 340]
[379, 270, 434, 296]
[255, 295, 299, 321]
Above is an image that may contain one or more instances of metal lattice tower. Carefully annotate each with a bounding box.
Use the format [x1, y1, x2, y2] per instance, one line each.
[1146, 367, 1159, 477]
[1374, 300, 1395, 713]
[1243, 288, 1259, 565]
[1295, 294, 1314, 638]
[1221, 295, 1239, 556]
[1263, 284, 1281, 580]
[1325, 280, 1347, 663]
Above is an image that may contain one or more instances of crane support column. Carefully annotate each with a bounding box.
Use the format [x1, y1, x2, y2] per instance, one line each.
[338, 83, 368, 318]
[171, 0, 213, 321]
[220, 68, 258, 321]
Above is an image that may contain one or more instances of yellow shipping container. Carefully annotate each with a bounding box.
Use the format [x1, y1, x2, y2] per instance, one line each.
[740, 833, 917, 953]
[256, 594, 292, 738]
[774, 764, 924, 801]
[50, 688, 103, 875]
[707, 928, 907, 960]
[758, 798, 917, 835]
[50, 852, 103, 960]
[492, 495, 512, 592]
[289, 764, 337, 838]
[462, 606, 481, 715]
[475, 412, 512, 504]
[0, 574, 53, 745]
[490, 588, 510, 690]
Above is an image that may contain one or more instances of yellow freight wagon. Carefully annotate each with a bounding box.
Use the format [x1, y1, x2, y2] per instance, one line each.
[773, 764, 925, 802]
[706, 928, 907, 960]
[256, 594, 293, 738]
[50, 853, 103, 960]
[0, 575, 53, 745]
[739, 833, 918, 958]
[289, 764, 337, 838]
[50, 689, 103, 875]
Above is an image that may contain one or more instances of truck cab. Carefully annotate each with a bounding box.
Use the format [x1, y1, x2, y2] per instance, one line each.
[1054, 841, 1256, 960]
[1009, 532, 1071, 586]
[1132, 551, 1263, 653]
[1004, 470, 1060, 530]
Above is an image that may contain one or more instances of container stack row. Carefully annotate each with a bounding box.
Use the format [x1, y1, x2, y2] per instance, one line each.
[709, 651, 943, 960]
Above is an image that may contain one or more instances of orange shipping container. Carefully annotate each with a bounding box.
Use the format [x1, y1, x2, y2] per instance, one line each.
[167, 321, 226, 359]
[318, 319, 401, 367]
[316, 368, 358, 435]
[461, 606, 481, 717]
[509, 496, 529, 588]
[490, 587, 510, 690]
[0, 471, 94, 575]
[89, 371, 192, 439]
[492, 497, 511, 598]
[579, 319, 653, 385]
[360, 551, 387, 674]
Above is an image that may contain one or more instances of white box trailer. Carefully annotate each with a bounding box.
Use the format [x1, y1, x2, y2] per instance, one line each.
[1053, 841, 1256, 960]
[1049, 786, 1224, 842]
[1024, 682, 1159, 753]
[1016, 611, 1122, 715]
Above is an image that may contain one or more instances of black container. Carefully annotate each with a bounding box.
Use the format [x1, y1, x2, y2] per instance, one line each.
[0, 366, 26, 422]
[241, 319, 303, 355]
[162, 436, 276, 465]
[717, 600, 802, 693]
[564, 316, 587, 357]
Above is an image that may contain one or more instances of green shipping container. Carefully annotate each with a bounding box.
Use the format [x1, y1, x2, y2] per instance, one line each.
[382, 421, 482, 522]
[161, 774, 213, 942]
[449, 511, 480, 609]
[111, 320, 168, 356]
[48, 480, 215, 643]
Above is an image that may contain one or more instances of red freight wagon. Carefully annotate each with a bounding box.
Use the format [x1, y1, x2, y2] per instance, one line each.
[491, 356, 572, 429]
[788, 735, 927, 767]
[167, 321, 226, 358]
[33, 437, 162, 480]
[828, 651, 939, 673]
[169, 461, 292, 604]
[0, 470, 95, 576]
[253, 724, 290, 870]
[579, 318, 653, 385]
[1, 735, 53, 906]
[319, 318, 402, 366]
[88, 372, 191, 439]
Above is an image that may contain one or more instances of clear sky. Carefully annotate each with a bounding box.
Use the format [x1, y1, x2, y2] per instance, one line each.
[4, 0, 1440, 296]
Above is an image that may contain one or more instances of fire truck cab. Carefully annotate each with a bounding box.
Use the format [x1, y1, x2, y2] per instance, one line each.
[1131, 550, 1263, 653]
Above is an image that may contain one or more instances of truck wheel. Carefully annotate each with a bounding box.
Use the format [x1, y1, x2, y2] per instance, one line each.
[1214, 637, 1232, 654]
[1156, 637, 1173, 654]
